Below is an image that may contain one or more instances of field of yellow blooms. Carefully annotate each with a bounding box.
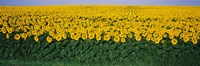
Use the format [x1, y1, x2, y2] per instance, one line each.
[1, 6, 200, 45]
[0, 6, 200, 65]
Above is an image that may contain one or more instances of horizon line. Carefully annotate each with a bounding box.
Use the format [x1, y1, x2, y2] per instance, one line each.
[1, 4, 200, 6]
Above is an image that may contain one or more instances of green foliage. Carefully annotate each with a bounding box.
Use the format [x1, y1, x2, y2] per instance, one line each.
[0, 33, 200, 65]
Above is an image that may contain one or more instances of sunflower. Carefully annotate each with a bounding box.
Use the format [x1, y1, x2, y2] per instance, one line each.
[188, 32, 193, 36]
[39, 30, 44, 35]
[192, 37, 197, 44]
[74, 35, 80, 41]
[183, 37, 189, 43]
[114, 36, 120, 42]
[1, 27, 6, 34]
[103, 35, 110, 41]
[7, 28, 13, 34]
[23, 28, 27, 32]
[174, 31, 180, 37]
[14, 34, 20, 40]
[169, 34, 174, 39]
[31, 30, 37, 36]
[128, 33, 132, 38]
[171, 38, 178, 45]
[88, 33, 95, 39]
[179, 33, 184, 38]
[56, 35, 62, 41]
[157, 35, 163, 40]
[21, 33, 28, 40]
[154, 38, 160, 44]
[135, 35, 141, 41]
[27, 32, 32, 37]
[153, 32, 158, 37]
[61, 33, 67, 39]
[70, 33, 75, 39]
[112, 32, 118, 37]
[146, 34, 152, 41]
[119, 33, 126, 38]
[49, 31, 55, 37]
[6, 33, 9, 39]
[161, 40, 165, 44]
[121, 38, 126, 43]
[142, 32, 147, 37]
[46, 36, 52, 43]
[34, 36, 39, 42]
[96, 35, 101, 41]
[151, 37, 155, 42]
[81, 33, 87, 40]
[162, 34, 167, 38]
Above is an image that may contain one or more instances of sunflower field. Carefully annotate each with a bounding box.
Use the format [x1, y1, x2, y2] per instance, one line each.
[0, 6, 200, 65]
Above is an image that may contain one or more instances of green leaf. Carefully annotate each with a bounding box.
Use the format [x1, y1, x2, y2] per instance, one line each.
[43, 48, 51, 55]
[36, 43, 41, 50]
[43, 42, 49, 48]
[31, 46, 37, 53]
[55, 42, 62, 45]
[110, 44, 117, 50]
[94, 40, 100, 45]
[49, 44, 55, 50]
[110, 51, 118, 60]
[38, 48, 44, 54]
[52, 48, 60, 55]
[60, 49, 66, 56]
[55, 43, 60, 49]
[9, 50, 14, 57]
[68, 40, 79, 46]
[61, 40, 69, 46]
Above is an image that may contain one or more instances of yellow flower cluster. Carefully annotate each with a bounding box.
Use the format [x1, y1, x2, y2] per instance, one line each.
[0, 6, 200, 45]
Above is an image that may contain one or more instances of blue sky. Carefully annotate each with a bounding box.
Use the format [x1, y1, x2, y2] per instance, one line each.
[0, 0, 200, 6]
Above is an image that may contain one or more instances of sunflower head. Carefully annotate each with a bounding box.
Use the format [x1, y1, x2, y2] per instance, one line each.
[55, 36, 62, 41]
[154, 38, 160, 44]
[146, 34, 152, 41]
[103, 35, 110, 41]
[88, 33, 95, 39]
[157, 35, 163, 40]
[34, 36, 39, 42]
[128, 33, 132, 38]
[114, 36, 120, 43]
[74, 35, 80, 41]
[151, 37, 155, 42]
[14, 34, 20, 40]
[142, 32, 147, 37]
[27, 32, 32, 37]
[7, 28, 13, 34]
[1, 27, 7, 34]
[171, 38, 178, 45]
[192, 37, 197, 44]
[46, 36, 52, 43]
[70, 33, 75, 39]
[62, 33, 67, 39]
[6, 33, 9, 39]
[183, 37, 189, 43]
[23, 28, 27, 32]
[121, 38, 126, 43]
[96, 35, 101, 41]
[163, 34, 167, 38]
[162, 40, 165, 44]
[21, 33, 28, 40]
[82, 33, 87, 40]
[135, 35, 141, 41]
[169, 34, 174, 39]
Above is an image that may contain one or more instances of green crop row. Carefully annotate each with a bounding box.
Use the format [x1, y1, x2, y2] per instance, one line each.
[0, 32, 200, 65]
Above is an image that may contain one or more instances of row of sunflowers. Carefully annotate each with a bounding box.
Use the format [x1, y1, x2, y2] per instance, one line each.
[0, 6, 200, 45]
